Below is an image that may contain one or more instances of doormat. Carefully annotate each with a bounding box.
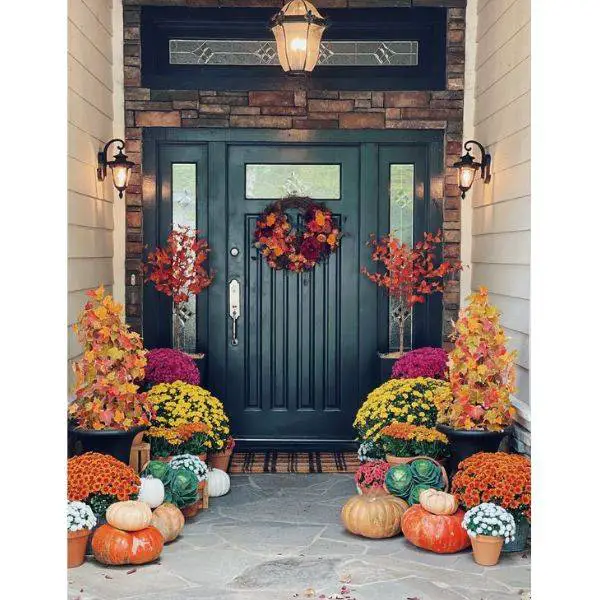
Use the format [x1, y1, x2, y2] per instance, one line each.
[229, 451, 360, 474]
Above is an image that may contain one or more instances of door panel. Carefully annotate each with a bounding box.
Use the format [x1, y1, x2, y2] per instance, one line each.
[226, 145, 361, 441]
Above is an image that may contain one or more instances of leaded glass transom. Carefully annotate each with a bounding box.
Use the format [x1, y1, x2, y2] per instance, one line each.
[169, 40, 418, 67]
[246, 164, 341, 200]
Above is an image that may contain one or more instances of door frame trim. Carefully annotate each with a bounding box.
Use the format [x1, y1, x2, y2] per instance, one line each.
[142, 128, 446, 450]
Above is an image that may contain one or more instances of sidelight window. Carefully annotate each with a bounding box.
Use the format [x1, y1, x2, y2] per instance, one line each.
[389, 164, 415, 352]
[172, 163, 197, 352]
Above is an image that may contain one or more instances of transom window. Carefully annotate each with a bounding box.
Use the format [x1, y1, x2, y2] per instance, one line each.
[170, 40, 419, 67]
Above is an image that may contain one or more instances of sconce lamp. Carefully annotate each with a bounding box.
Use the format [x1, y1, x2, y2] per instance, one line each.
[452, 140, 492, 199]
[271, 1, 329, 75]
[97, 138, 134, 198]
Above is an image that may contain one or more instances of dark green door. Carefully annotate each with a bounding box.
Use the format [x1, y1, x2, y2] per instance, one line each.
[225, 145, 361, 444]
[143, 129, 443, 449]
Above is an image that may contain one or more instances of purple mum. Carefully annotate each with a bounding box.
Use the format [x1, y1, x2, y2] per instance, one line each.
[391, 347, 449, 380]
[145, 348, 201, 386]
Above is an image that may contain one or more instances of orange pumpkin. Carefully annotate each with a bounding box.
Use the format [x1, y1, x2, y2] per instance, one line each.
[92, 524, 164, 565]
[401, 505, 470, 554]
[341, 494, 408, 539]
[150, 503, 185, 543]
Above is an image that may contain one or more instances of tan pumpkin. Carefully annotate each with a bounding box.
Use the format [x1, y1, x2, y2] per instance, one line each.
[150, 503, 185, 543]
[106, 501, 152, 532]
[341, 494, 408, 539]
[418, 489, 459, 516]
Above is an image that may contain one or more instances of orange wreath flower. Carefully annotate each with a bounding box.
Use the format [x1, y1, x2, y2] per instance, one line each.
[451, 452, 531, 520]
[67, 452, 140, 503]
[254, 198, 342, 272]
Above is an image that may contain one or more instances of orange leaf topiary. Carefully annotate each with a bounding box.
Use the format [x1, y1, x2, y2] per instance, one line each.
[436, 287, 517, 431]
[69, 286, 153, 430]
[362, 231, 461, 355]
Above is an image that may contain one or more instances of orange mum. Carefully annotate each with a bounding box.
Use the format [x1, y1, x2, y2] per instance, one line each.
[67, 452, 140, 502]
[451, 451, 531, 520]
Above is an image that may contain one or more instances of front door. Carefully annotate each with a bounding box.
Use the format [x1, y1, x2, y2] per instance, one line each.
[143, 129, 443, 449]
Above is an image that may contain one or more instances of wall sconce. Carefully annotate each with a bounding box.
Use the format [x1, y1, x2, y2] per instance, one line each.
[97, 138, 134, 198]
[452, 140, 492, 199]
[270, 1, 329, 75]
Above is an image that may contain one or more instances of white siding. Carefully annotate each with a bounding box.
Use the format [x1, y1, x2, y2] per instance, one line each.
[466, 0, 531, 452]
[67, 0, 123, 387]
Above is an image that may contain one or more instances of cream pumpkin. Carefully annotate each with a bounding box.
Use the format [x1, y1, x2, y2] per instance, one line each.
[106, 501, 152, 532]
[341, 494, 408, 539]
[207, 468, 230, 497]
[418, 489, 459, 516]
[138, 477, 165, 509]
[150, 503, 185, 543]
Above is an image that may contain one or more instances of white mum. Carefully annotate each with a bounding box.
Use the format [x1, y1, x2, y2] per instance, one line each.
[170, 453, 209, 482]
[462, 502, 516, 543]
[67, 501, 97, 532]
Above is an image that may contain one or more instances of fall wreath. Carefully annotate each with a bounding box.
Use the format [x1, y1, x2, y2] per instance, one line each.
[254, 197, 342, 272]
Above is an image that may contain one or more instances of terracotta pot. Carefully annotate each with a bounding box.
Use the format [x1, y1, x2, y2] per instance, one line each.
[180, 481, 207, 519]
[385, 454, 448, 471]
[385, 454, 412, 466]
[68, 529, 92, 568]
[155, 453, 207, 462]
[207, 449, 232, 471]
[356, 484, 388, 496]
[471, 535, 504, 566]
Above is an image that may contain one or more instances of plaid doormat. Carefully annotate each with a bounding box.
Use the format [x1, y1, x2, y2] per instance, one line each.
[229, 451, 360, 474]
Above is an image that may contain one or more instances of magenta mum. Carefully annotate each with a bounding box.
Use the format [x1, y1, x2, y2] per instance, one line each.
[391, 347, 449, 380]
[145, 348, 201, 386]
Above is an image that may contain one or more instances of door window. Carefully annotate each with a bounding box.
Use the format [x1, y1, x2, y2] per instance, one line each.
[172, 163, 197, 352]
[389, 164, 415, 351]
[245, 164, 341, 200]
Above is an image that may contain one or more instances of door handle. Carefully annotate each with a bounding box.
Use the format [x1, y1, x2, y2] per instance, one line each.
[229, 278, 240, 346]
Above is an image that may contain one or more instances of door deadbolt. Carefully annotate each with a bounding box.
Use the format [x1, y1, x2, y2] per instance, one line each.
[230, 247, 239, 257]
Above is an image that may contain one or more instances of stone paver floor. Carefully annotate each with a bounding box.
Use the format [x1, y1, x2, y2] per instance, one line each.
[68, 474, 531, 600]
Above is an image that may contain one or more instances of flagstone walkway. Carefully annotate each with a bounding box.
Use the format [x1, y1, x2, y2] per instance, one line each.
[68, 474, 531, 600]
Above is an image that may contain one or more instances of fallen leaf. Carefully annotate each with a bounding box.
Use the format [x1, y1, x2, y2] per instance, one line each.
[104, 574, 113, 580]
[340, 586, 350, 595]
[339, 574, 351, 583]
[126, 569, 137, 575]
[305, 589, 316, 597]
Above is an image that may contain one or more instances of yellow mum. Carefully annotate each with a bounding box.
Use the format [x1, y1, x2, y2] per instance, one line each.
[148, 381, 230, 450]
[353, 377, 449, 442]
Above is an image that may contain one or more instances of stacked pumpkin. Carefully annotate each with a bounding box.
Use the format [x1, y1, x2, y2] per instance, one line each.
[401, 489, 471, 554]
[92, 501, 164, 565]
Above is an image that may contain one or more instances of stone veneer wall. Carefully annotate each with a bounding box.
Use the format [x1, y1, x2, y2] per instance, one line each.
[122, 0, 466, 348]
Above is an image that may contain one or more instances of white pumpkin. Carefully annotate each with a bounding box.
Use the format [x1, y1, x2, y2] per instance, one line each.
[207, 468, 230, 497]
[138, 476, 165, 509]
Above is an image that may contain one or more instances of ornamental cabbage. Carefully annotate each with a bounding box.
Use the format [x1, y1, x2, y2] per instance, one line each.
[409, 483, 432, 506]
[410, 458, 442, 487]
[166, 468, 199, 508]
[142, 460, 172, 482]
[385, 464, 413, 498]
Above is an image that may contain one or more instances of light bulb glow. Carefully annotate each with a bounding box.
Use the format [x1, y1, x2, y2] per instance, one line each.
[291, 37, 307, 51]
